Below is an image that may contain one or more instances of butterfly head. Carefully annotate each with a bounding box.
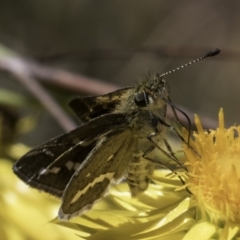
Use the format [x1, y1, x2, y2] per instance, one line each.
[134, 74, 169, 112]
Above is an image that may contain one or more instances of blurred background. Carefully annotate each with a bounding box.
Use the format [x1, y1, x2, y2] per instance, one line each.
[0, 0, 239, 144]
[0, 0, 239, 239]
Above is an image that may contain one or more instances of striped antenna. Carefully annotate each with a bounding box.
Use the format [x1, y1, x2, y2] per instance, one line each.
[159, 48, 221, 78]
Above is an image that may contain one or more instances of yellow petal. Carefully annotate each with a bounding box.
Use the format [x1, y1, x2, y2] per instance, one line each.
[182, 222, 216, 240]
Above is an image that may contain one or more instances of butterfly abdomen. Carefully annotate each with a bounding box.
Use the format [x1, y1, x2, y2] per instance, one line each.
[126, 155, 155, 197]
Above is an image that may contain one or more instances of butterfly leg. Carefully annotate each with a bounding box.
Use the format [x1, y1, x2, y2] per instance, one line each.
[156, 116, 200, 158]
[142, 145, 169, 168]
[146, 131, 186, 170]
[167, 124, 200, 157]
[144, 129, 192, 192]
[142, 138, 187, 186]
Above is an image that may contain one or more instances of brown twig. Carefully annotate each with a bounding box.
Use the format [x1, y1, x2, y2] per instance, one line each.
[29, 61, 119, 95]
[0, 55, 77, 132]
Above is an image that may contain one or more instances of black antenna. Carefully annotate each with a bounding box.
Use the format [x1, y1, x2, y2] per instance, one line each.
[160, 48, 221, 78]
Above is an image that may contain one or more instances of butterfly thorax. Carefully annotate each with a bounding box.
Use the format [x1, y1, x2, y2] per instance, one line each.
[116, 75, 169, 138]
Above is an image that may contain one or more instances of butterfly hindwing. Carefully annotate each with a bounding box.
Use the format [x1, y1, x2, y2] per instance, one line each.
[59, 128, 135, 219]
[13, 113, 129, 197]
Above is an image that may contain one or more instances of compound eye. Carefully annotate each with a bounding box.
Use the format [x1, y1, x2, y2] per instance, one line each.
[134, 91, 147, 107]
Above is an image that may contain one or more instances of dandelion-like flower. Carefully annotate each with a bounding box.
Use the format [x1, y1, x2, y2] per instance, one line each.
[183, 108, 240, 239]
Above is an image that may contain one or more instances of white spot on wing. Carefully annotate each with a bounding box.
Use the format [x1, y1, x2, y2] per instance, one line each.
[50, 167, 61, 174]
[70, 172, 115, 204]
[46, 151, 54, 157]
[39, 166, 61, 175]
[65, 161, 74, 170]
[79, 139, 95, 147]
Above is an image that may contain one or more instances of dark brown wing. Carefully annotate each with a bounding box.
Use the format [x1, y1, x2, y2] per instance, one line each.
[59, 128, 136, 219]
[13, 113, 128, 197]
[69, 87, 133, 122]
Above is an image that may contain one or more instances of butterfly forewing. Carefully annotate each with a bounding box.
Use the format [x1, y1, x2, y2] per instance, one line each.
[13, 113, 128, 197]
[69, 87, 133, 122]
[59, 128, 134, 219]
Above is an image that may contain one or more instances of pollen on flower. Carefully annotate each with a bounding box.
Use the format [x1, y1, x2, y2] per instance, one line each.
[183, 108, 240, 224]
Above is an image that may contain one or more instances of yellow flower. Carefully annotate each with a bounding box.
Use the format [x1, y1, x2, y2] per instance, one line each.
[183, 108, 240, 239]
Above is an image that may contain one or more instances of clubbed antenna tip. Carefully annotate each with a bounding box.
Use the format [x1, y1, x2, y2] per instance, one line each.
[205, 48, 221, 57]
